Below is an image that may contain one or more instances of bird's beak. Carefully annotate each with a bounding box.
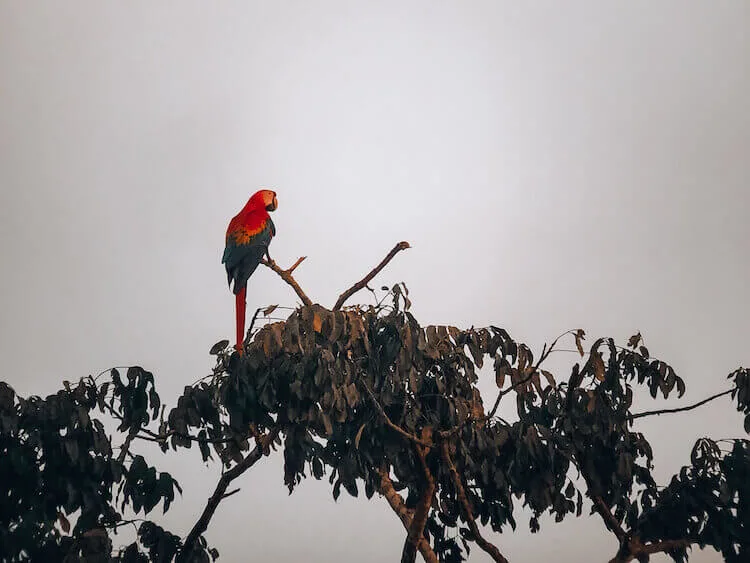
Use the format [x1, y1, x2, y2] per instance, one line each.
[267, 195, 278, 211]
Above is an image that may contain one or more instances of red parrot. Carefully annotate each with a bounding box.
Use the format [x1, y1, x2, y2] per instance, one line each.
[222, 189, 278, 353]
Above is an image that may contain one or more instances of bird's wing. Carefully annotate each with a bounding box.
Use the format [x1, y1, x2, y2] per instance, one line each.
[222, 212, 274, 292]
[223, 213, 273, 267]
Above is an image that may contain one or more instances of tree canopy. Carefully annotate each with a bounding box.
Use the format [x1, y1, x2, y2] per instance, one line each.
[2, 243, 749, 563]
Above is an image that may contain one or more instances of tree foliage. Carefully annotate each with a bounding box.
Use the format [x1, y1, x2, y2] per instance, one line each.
[1, 244, 748, 563]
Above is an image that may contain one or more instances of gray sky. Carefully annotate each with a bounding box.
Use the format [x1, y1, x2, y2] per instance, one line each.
[0, 2, 747, 562]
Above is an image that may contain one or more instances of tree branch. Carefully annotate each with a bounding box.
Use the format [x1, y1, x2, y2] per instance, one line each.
[487, 331, 568, 419]
[641, 538, 692, 556]
[333, 241, 410, 311]
[261, 256, 312, 306]
[607, 537, 694, 563]
[591, 495, 627, 543]
[629, 389, 732, 420]
[401, 445, 435, 563]
[359, 379, 431, 448]
[378, 468, 438, 563]
[177, 427, 280, 562]
[116, 428, 139, 464]
[441, 441, 509, 563]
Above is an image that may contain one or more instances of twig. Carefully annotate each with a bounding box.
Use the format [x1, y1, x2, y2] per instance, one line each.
[377, 468, 438, 563]
[286, 256, 306, 274]
[177, 427, 280, 562]
[629, 389, 732, 420]
[441, 441, 509, 563]
[103, 402, 234, 446]
[261, 256, 312, 306]
[247, 307, 263, 337]
[333, 241, 411, 311]
[488, 330, 572, 419]
[117, 429, 138, 464]
[359, 379, 431, 448]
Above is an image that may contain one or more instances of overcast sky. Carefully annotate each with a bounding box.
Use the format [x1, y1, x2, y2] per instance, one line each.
[0, 2, 748, 562]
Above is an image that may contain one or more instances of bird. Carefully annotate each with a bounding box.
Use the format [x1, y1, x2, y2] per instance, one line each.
[222, 189, 278, 354]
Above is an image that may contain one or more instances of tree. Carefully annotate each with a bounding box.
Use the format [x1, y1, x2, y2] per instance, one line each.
[1, 242, 748, 563]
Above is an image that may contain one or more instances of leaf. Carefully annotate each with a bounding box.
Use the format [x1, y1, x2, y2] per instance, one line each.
[495, 357, 508, 389]
[312, 312, 323, 334]
[58, 511, 71, 533]
[321, 412, 333, 437]
[574, 329, 585, 357]
[676, 376, 686, 398]
[541, 370, 556, 387]
[209, 339, 229, 355]
[564, 481, 574, 498]
[355, 423, 366, 449]
[263, 304, 279, 316]
[586, 392, 596, 413]
[591, 352, 606, 382]
[628, 332, 642, 349]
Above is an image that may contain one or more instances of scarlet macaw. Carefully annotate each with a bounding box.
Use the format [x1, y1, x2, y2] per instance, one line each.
[222, 189, 278, 353]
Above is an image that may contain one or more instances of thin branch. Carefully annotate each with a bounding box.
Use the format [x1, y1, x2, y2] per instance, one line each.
[359, 379, 431, 448]
[286, 256, 306, 274]
[378, 468, 438, 563]
[441, 442, 509, 563]
[333, 241, 411, 311]
[487, 331, 569, 419]
[177, 427, 280, 562]
[247, 307, 263, 337]
[629, 389, 732, 420]
[261, 256, 312, 306]
[103, 402, 235, 446]
[116, 429, 138, 464]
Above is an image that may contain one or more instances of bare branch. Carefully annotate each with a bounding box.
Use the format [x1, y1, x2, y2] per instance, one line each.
[333, 241, 411, 311]
[286, 256, 306, 274]
[629, 389, 732, 420]
[177, 427, 280, 562]
[441, 441, 509, 563]
[261, 256, 312, 306]
[378, 468, 438, 563]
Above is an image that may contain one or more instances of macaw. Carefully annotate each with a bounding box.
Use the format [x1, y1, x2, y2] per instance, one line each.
[222, 189, 278, 353]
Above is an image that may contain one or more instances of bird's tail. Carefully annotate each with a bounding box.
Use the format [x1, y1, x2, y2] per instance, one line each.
[235, 285, 247, 355]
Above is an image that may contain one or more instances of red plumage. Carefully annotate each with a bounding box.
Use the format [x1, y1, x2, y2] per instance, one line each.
[222, 189, 278, 353]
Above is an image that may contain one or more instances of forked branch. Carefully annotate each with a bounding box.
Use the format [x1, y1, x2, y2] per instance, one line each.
[261, 256, 312, 306]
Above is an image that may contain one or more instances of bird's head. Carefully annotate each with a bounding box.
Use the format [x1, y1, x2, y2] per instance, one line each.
[249, 189, 278, 212]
